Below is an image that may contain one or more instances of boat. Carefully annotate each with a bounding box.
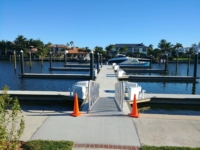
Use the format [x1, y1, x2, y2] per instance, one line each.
[108, 54, 129, 64]
[118, 58, 150, 67]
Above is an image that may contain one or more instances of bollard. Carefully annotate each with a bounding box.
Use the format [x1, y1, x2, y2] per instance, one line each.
[49, 52, 52, 68]
[14, 51, 16, 71]
[20, 50, 24, 74]
[193, 53, 198, 78]
[90, 51, 94, 80]
[29, 52, 32, 69]
[164, 54, 168, 72]
[150, 55, 152, 69]
[97, 53, 99, 72]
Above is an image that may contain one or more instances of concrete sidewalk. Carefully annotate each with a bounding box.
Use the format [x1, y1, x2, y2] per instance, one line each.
[19, 65, 200, 149]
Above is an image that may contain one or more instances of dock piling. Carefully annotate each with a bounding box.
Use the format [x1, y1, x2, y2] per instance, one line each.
[14, 50, 16, 71]
[90, 51, 94, 80]
[100, 54, 102, 67]
[97, 53, 99, 72]
[20, 50, 24, 75]
[150, 55, 152, 69]
[187, 55, 190, 76]
[193, 53, 198, 78]
[176, 53, 178, 76]
[41, 53, 43, 67]
[50, 52, 52, 69]
[29, 52, 32, 69]
[164, 54, 168, 72]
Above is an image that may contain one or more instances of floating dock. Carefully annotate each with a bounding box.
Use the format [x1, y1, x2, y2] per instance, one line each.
[119, 65, 151, 69]
[120, 69, 166, 73]
[128, 93, 200, 104]
[0, 90, 83, 101]
[118, 75, 199, 82]
[49, 67, 90, 71]
[19, 73, 91, 79]
[63, 64, 95, 68]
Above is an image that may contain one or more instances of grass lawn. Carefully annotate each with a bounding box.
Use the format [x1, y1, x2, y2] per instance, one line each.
[173, 58, 191, 61]
[141, 145, 200, 150]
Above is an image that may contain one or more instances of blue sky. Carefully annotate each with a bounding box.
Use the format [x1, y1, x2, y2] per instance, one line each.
[0, 0, 199, 49]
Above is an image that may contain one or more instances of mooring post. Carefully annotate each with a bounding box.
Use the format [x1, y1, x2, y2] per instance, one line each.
[100, 53, 102, 67]
[187, 55, 190, 76]
[64, 52, 67, 65]
[150, 55, 152, 69]
[97, 53, 100, 72]
[41, 53, 43, 67]
[9, 54, 11, 62]
[14, 50, 16, 71]
[20, 50, 24, 74]
[193, 53, 198, 78]
[164, 54, 168, 72]
[50, 52, 52, 69]
[90, 51, 94, 80]
[176, 53, 178, 74]
[29, 52, 32, 69]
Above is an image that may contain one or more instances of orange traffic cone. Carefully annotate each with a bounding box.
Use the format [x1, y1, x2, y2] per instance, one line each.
[129, 94, 140, 118]
[71, 93, 81, 117]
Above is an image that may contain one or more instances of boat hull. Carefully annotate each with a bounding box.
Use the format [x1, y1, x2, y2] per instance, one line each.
[119, 62, 150, 67]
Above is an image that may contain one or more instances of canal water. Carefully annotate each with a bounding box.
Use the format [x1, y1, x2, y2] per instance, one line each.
[0, 60, 199, 94]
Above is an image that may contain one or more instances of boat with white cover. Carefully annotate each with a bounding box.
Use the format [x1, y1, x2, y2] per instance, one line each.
[118, 58, 149, 67]
[108, 54, 129, 64]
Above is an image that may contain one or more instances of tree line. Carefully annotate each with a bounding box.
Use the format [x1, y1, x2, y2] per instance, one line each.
[0, 35, 199, 60]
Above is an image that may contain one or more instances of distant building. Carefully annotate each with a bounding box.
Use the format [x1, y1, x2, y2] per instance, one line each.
[113, 43, 147, 55]
[49, 44, 89, 59]
[49, 44, 68, 55]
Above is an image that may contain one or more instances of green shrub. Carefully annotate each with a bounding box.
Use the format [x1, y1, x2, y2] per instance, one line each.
[0, 85, 25, 150]
[168, 56, 174, 60]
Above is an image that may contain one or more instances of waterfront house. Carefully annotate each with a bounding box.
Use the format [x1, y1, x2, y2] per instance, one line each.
[113, 43, 148, 55]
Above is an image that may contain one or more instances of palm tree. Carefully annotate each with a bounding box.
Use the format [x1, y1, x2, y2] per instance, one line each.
[70, 41, 74, 47]
[173, 43, 183, 57]
[188, 43, 197, 56]
[14, 35, 27, 49]
[158, 39, 167, 53]
[105, 44, 115, 57]
[147, 44, 153, 55]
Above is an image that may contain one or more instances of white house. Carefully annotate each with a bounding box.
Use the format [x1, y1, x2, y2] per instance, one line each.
[113, 43, 147, 55]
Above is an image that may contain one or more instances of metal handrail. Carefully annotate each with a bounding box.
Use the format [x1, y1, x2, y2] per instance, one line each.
[115, 82, 124, 111]
[88, 80, 100, 111]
